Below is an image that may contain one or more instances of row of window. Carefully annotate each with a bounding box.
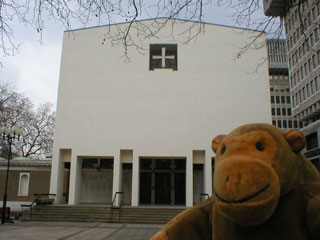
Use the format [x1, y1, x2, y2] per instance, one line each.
[292, 76, 320, 107]
[290, 52, 320, 88]
[269, 54, 287, 63]
[287, 25, 320, 52]
[270, 95, 291, 104]
[289, 34, 320, 69]
[269, 75, 289, 80]
[272, 120, 303, 129]
[267, 40, 287, 54]
[270, 85, 290, 92]
[286, 0, 320, 34]
[271, 107, 292, 116]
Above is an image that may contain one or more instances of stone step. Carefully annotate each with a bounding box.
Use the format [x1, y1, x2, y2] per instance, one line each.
[35, 206, 184, 211]
[29, 209, 182, 215]
[22, 216, 175, 224]
[22, 217, 169, 224]
[30, 208, 183, 214]
[26, 213, 181, 218]
[24, 213, 175, 220]
[32, 210, 182, 215]
[23, 216, 173, 221]
[22, 205, 185, 224]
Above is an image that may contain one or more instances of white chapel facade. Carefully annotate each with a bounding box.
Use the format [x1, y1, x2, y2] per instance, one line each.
[50, 19, 271, 207]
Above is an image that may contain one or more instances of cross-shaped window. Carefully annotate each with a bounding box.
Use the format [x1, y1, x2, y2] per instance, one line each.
[150, 44, 178, 71]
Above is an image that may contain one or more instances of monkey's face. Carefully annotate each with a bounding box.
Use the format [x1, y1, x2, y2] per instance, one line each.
[212, 130, 280, 226]
[212, 124, 306, 227]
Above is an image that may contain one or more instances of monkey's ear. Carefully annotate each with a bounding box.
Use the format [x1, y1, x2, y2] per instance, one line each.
[212, 135, 226, 153]
[284, 130, 306, 153]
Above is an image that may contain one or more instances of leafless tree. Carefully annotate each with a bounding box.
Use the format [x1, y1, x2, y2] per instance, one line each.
[0, 83, 55, 159]
[1, 0, 315, 65]
[0, 0, 283, 61]
[17, 103, 55, 158]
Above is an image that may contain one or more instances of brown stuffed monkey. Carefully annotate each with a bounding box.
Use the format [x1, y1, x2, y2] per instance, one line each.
[150, 123, 320, 240]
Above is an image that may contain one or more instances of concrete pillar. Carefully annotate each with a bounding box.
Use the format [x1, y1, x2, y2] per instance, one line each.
[49, 148, 65, 204]
[68, 154, 82, 204]
[186, 153, 193, 207]
[131, 151, 139, 206]
[204, 150, 213, 197]
[112, 152, 122, 206]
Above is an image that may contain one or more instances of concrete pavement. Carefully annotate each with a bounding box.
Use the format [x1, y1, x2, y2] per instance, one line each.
[0, 221, 164, 240]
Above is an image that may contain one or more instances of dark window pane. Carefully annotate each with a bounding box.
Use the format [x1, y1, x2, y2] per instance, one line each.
[64, 162, 70, 169]
[82, 158, 98, 169]
[140, 159, 152, 170]
[155, 159, 171, 170]
[282, 108, 286, 116]
[283, 120, 287, 128]
[100, 158, 113, 169]
[271, 96, 275, 103]
[193, 164, 203, 171]
[174, 159, 186, 170]
[122, 163, 132, 169]
[287, 96, 291, 103]
[306, 132, 318, 150]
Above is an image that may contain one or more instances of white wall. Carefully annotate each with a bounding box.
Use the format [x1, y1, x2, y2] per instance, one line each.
[51, 19, 271, 205]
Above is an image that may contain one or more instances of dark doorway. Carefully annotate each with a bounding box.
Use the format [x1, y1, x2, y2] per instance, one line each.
[140, 172, 152, 204]
[139, 158, 186, 205]
[174, 172, 186, 205]
[63, 162, 70, 204]
[155, 172, 171, 204]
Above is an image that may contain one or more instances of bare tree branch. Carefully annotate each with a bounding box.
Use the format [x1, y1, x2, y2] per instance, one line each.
[0, 82, 55, 159]
[0, 0, 312, 67]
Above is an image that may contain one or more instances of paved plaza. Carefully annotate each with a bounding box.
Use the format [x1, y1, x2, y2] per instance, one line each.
[0, 221, 164, 240]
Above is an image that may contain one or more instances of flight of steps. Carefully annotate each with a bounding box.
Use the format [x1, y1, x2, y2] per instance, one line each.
[21, 205, 186, 224]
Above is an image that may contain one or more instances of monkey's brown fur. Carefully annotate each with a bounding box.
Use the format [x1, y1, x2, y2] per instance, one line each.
[151, 123, 320, 240]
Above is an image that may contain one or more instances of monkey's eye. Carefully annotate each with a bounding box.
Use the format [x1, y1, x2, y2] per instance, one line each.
[256, 142, 265, 151]
[221, 146, 226, 154]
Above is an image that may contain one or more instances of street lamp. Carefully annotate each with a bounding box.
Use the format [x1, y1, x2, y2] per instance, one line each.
[1, 127, 23, 224]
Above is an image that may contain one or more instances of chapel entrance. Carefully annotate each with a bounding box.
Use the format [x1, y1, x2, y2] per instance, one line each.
[139, 158, 186, 205]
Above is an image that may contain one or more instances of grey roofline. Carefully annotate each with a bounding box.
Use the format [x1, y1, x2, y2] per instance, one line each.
[64, 17, 265, 34]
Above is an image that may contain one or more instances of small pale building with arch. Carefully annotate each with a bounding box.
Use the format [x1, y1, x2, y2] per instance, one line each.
[0, 157, 52, 212]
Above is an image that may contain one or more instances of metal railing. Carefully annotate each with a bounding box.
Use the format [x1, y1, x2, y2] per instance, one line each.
[110, 192, 124, 223]
[21, 193, 56, 218]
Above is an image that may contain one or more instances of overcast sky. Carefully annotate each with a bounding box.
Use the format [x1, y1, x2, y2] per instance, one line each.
[0, 2, 269, 108]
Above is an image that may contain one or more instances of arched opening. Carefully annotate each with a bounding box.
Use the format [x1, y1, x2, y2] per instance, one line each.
[18, 173, 30, 196]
